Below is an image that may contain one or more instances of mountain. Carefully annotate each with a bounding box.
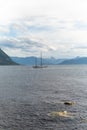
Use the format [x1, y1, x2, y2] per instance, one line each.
[11, 56, 87, 65]
[11, 56, 64, 65]
[60, 57, 87, 65]
[0, 48, 18, 65]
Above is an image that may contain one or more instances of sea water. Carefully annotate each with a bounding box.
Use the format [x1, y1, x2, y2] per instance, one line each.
[0, 65, 87, 129]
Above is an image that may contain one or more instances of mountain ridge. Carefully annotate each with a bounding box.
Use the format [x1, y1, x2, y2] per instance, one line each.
[0, 48, 18, 65]
[59, 57, 87, 65]
[11, 56, 64, 65]
[11, 56, 87, 65]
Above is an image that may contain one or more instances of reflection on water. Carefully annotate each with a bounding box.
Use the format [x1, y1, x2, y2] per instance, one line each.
[0, 65, 87, 129]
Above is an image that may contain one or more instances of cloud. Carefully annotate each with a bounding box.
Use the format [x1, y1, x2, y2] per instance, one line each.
[74, 21, 87, 30]
[0, 0, 86, 25]
[1, 17, 87, 58]
[0, 36, 54, 57]
[0, 0, 87, 58]
[0, 26, 9, 34]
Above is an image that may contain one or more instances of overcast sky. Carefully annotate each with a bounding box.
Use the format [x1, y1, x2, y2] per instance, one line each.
[0, 0, 87, 58]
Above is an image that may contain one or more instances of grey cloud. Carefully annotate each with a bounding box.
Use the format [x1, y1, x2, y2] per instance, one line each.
[75, 46, 87, 49]
[9, 17, 54, 35]
[0, 36, 53, 55]
[71, 44, 87, 50]
[74, 21, 87, 30]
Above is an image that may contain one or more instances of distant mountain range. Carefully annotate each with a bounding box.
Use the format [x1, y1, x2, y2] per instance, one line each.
[1, 47, 87, 66]
[0, 49, 17, 65]
[59, 57, 87, 65]
[11, 56, 87, 65]
[11, 56, 64, 65]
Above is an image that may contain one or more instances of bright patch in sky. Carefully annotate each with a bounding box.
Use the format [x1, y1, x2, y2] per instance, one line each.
[0, 0, 87, 58]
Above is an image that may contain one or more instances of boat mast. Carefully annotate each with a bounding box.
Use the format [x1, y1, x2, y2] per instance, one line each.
[35, 57, 37, 66]
[40, 52, 42, 67]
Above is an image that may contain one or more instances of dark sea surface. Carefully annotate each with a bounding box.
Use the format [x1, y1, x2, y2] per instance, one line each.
[0, 65, 87, 130]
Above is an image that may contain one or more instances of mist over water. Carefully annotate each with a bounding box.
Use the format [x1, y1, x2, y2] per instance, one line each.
[0, 65, 87, 129]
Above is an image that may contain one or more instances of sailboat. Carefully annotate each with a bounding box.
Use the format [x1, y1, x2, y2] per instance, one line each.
[33, 52, 47, 68]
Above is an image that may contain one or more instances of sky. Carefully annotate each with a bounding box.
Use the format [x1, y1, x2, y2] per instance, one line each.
[0, 0, 87, 58]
